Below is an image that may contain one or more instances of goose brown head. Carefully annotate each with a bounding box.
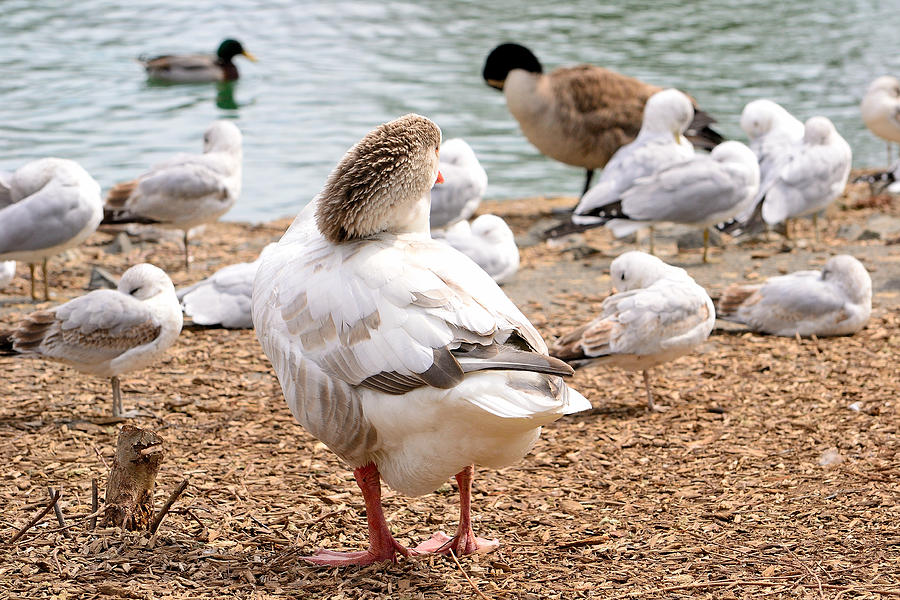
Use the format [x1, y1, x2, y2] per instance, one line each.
[316, 113, 442, 243]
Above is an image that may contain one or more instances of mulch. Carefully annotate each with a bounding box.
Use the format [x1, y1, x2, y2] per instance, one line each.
[0, 175, 897, 599]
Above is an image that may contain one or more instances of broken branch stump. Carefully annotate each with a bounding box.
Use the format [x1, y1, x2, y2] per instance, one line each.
[101, 425, 165, 530]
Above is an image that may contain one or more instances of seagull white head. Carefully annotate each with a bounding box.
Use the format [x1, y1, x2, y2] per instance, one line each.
[609, 251, 688, 291]
[821, 255, 872, 305]
[865, 75, 900, 99]
[710, 140, 760, 167]
[118, 263, 176, 300]
[471, 214, 515, 244]
[642, 88, 694, 140]
[203, 120, 243, 154]
[315, 113, 442, 243]
[802, 116, 837, 145]
[740, 99, 791, 141]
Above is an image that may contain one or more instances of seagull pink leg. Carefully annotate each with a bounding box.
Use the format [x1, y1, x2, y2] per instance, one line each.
[415, 465, 499, 556]
[303, 463, 410, 566]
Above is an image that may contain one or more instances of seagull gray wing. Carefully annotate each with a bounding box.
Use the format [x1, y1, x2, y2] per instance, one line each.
[13, 290, 161, 364]
[0, 178, 99, 255]
[619, 156, 740, 224]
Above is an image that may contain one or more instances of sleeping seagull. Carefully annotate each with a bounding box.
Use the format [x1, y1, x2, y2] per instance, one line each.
[717, 255, 871, 337]
[429, 138, 488, 230]
[177, 243, 275, 328]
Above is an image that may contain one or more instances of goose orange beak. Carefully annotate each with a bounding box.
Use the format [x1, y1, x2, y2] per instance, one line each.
[435, 171, 444, 184]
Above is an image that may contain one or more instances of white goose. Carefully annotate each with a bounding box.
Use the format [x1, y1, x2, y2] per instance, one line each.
[551, 252, 714, 411]
[0, 158, 103, 300]
[103, 120, 243, 269]
[1, 263, 182, 416]
[429, 138, 488, 230]
[252, 114, 590, 566]
[718, 255, 871, 337]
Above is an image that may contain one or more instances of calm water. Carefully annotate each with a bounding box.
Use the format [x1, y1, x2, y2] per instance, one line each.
[2, 1, 898, 222]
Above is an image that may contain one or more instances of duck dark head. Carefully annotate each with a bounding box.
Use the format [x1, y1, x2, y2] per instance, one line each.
[217, 39, 256, 62]
[316, 114, 442, 243]
[482, 43, 543, 91]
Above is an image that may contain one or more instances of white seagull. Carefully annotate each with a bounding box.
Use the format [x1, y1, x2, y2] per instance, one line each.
[429, 138, 488, 230]
[566, 141, 760, 262]
[717, 255, 871, 337]
[0, 263, 183, 416]
[741, 99, 805, 164]
[103, 120, 243, 269]
[551, 251, 715, 411]
[432, 215, 519, 284]
[0, 158, 103, 301]
[754, 117, 851, 240]
[719, 99, 805, 235]
[861, 76, 900, 164]
[177, 243, 275, 328]
[252, 114, 590, 566]
[544, 88, 696, 240]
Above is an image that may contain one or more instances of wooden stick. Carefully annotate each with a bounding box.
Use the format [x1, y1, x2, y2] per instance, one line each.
[448, 549, 491, 600]
[7, 489, 60, 544]
[149, 478, 189, 534]
[48, 487, 69, 538]
[90, 479, 99, 530]
[102, 425, 165, 530]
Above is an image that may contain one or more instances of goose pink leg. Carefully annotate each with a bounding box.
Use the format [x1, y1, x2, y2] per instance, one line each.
[303, 463, 410, 566]
[415, 465, 499, 556]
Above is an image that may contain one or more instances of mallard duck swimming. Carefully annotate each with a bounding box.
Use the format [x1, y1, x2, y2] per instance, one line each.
[139, 39, 257, 83]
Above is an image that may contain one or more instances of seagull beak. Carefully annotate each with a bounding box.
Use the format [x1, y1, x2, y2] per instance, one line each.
[675, 131, 684, 145]
[242, 50, 258, 62]
[435, 171, 445, 185]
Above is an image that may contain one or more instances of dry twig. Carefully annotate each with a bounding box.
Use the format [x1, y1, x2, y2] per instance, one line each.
[7, 489, 60, 545]
[149, 478, 190, 534]
[448, 549, 491, 600]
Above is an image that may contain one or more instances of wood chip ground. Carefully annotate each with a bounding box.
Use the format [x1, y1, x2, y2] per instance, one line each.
[1, 175, 897, 599]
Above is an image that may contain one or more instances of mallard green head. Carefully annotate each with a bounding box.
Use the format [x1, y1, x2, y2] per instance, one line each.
[217, 39, 257, 62]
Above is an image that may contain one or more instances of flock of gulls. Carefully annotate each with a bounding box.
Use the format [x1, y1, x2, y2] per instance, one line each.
[0, 39, 892, 566]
